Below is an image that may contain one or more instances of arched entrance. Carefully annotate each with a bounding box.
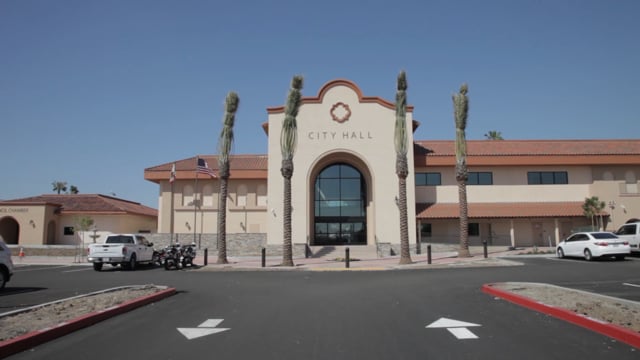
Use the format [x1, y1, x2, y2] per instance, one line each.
[0, 217, 20, 244]
[312, 163, 367, 245]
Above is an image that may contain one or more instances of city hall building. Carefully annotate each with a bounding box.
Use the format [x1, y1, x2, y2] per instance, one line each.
[144, 79, 640, 256]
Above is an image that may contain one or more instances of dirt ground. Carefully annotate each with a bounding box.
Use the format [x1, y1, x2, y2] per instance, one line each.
[490, 282, 640, 332]
[1, 282, 638, 343]
[0, 285, 165, 342]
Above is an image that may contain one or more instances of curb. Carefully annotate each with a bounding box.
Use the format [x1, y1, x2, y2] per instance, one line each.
[0, 287, 176, 358]
[482, 283, 640, 349]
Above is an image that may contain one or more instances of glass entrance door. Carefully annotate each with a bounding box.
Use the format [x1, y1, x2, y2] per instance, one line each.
[313, 163, 367, 245]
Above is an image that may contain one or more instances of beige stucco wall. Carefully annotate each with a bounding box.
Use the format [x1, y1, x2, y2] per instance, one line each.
[415, 166, 593, 203]
[266, 83, 417, 246]
[159, 179, 268, 235]
[0, 205, 51, 245]
[590, 165, 640, 230]
[0, 203, 157, 246]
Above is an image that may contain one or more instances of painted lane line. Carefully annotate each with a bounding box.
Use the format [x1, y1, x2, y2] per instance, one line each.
[622, 283, 640, 288]
[62, 268, 93, 273]
[13, 265, 73, 272]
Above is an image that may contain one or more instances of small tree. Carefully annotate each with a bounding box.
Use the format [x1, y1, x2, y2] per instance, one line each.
[74, 216, 94, 262]
[582, 196, 605, 230]
[52, 181, 67, 194]
[484, 130, 503, 140]
[69, 185, 79, 194]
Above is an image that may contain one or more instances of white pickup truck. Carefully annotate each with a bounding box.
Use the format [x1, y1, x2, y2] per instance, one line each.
[87, 234, 155, 271]
[615, 222, 640, 254]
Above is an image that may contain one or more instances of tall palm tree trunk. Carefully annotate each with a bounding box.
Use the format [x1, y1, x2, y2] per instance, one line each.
[397, 155, 412, 264]
[281, 159, 294, 266]
[217, 162, 230, 264]
[216, 91, 239, 264]
[453, 84, 471, 258]
[280, 76, 303, 267]
[395, 71, 412, 264]
[457, 172, 470, 257]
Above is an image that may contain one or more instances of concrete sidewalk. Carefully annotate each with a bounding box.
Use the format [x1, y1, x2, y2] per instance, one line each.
[13, 246, 556, 271]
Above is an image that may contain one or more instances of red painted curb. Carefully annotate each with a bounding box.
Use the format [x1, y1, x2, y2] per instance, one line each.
[482, 283, 640, 349]
[0, 287, 176, 358]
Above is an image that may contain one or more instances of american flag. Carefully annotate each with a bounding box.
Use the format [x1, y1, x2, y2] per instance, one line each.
[197, 158, 216, 178]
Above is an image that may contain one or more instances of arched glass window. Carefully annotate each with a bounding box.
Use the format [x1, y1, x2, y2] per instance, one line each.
[314, 163, 366, 245]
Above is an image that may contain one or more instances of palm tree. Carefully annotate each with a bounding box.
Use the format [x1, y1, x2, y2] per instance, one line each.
[582, 196, 605, 231]
[280, 75, 303, 267]
[394, 71, 412, 265]
[453, 84, 471, 257]
[216, 91, 239, 264]
[52, 181, 67, 194]
[70, 185, 79, 194]
[484, 130, 503, 140]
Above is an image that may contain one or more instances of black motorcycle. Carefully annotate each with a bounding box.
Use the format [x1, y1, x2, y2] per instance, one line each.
[164, 244, 182, 270]
[181, 243, 196, 267]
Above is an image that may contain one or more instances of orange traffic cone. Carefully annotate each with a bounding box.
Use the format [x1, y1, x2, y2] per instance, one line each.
[19, 247, 25, 259]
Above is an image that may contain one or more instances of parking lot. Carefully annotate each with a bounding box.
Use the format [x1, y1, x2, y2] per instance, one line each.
[2, 256, 640, 359]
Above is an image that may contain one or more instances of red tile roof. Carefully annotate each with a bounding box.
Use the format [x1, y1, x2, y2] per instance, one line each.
[414, 139, 640, 166]
[144, 154, 268, 183]
[416, 202, 603, 219]
[0, 194, 157, 217]
[146, 139, 640, 182]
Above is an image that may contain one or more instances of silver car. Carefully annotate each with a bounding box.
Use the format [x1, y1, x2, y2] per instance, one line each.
[556, 232, 630, 261]
[0, 237, 14, 289]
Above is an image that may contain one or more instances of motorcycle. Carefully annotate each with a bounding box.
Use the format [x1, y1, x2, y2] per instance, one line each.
[152, 247, 166, 266]
[163, 244, 182, 270]
[181, 243, 197, 267]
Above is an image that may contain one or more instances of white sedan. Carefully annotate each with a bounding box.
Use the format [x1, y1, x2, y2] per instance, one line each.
[556, 232, 630, 261]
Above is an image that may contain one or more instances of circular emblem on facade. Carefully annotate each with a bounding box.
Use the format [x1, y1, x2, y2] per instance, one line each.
[330, 102, 352, 123]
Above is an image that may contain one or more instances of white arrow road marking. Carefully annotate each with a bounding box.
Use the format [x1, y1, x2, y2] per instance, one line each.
[178, 319, 230, 340]
[446, 327, 478, 340]
[426, 317, 481, 340]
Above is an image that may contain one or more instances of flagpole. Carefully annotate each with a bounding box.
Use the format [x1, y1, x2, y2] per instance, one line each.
[193, 157, 199, 245]
[170, 163, 175, 244]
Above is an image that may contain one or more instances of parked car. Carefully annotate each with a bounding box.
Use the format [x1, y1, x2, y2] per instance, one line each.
[614, 222, 640, 254]
[556, 232, 630, 261]
[87, 234, 155, 271]
[0, 236, 14, 289]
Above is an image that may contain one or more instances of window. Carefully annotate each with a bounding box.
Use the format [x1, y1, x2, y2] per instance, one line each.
[237, 185, 248, 207]
[468, 172, 493, 185]
[616, 225, 636, 236]
[64, 226, 74, 236]
[415, 172, 441, 186]
[420, 223, 432, 238]
[183, 185, 194, 206]
[202, 184, 214, 207]
[257, 184, 267, 206]
[527, 171, 568, 184]
[314, 163, 367, 245]
[468, 223, 480, 236]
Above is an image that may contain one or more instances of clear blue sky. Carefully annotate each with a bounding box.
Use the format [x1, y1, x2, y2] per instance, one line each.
[1, 0, 639, 208]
